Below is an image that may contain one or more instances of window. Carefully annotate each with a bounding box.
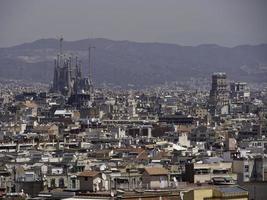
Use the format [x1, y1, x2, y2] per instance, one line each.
[59, 178, 65, 188]
[244, 165, 249, 172]
[51, 178, 56, 188]
[85, 177, 88, 181]
[72, 179, 76, 189]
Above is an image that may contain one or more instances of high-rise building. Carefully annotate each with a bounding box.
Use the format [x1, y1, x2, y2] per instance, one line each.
[209, 72, 229, 115]
[230, 82, 250, 103]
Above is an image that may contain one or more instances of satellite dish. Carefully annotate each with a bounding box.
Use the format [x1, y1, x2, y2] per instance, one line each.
[101, 173, 107, 180]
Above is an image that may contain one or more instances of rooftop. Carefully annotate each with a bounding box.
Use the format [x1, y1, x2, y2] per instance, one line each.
[144, 167, 168, 175]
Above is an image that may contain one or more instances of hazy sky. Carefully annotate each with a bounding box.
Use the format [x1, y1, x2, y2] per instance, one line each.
[0, 0, 267, 47]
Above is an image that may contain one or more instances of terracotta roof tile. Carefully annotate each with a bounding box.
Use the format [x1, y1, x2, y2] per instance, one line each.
[78, 171, 99, 177]
[144, 167, 168, 175]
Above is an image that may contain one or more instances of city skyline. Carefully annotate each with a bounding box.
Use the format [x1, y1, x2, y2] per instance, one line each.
[0, 1, 266, 199]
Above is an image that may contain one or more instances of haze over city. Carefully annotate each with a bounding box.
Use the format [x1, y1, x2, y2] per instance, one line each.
[1, 0, 267, 47]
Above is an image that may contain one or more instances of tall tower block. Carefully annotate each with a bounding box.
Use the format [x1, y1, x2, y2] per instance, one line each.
[209, 72, 229, 115]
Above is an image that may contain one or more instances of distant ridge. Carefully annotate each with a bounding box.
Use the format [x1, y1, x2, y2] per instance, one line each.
[0, 38, 266, 87]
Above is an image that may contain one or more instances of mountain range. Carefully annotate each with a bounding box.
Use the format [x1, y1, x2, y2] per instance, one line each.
[0, 38, 267, 87]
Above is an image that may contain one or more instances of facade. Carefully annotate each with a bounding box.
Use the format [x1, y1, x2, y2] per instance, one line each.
[209, 72, 229, 116]
[189, 125, 217, 147]
[142, 167, 169, 189]
[233, 157, 267, 183]
[230, 82, 250, 103]
[46, 167, 68, 189]
[77, 171, 103, 192]
[183, 186, 249, 200]
[0, 165, 12, 194]
[185, 162, 237, 184]
[193, 106, 208, 120]
[31, 124, 59, 141]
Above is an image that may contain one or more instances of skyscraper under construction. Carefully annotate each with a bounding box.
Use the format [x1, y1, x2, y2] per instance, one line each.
[51, 37, 93, 98]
